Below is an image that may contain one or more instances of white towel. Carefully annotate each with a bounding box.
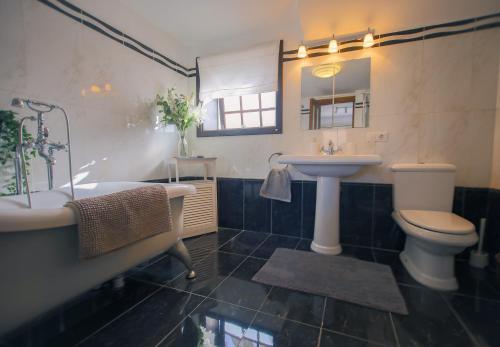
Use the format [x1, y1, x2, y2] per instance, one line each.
[259, 168, 292, 203]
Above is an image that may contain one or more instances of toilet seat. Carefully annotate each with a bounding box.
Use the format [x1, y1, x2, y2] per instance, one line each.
[393, 211, 478, 248]
[400, 210, 475, 235]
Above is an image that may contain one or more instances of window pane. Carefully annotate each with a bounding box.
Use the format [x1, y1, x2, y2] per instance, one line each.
[261, 91, 276, 108]
[241, 93, 259, 110]
[223, 96, 240, 112]
[242, 111, 260, 128]
[202, 99, 220, 130]
[225, 113, 242, 129]
[261, 110, 276, 127]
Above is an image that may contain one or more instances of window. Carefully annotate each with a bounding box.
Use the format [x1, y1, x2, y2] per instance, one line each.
[197, 89, 282, 136]
[196, 40, 283, 137]
[210, 92, 276, 130]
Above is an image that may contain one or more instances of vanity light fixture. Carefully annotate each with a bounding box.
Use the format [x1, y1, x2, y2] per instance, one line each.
[328, 35, 338, 53]
[312, 63, 342, 78]
[297, 43, 308, 58]
[298, 28, 376, 58]
[363, 28, 375, 48]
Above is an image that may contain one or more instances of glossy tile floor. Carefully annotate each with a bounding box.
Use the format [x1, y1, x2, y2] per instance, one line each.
[3, 229, 500, 347]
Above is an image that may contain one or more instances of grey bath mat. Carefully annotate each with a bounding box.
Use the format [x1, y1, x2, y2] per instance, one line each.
[252, 248, 408, 315]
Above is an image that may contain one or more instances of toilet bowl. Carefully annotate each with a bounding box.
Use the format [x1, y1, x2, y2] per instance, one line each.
[391, 163, 478, 291]
[393, 210, 477, 290]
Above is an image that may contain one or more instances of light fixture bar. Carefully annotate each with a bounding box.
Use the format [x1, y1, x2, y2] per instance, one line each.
[295, 28, 376, 58]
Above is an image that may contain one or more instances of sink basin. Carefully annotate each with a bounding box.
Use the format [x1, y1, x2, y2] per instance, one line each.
[278, 154, 382, 177]
[279, 154, 382, 255]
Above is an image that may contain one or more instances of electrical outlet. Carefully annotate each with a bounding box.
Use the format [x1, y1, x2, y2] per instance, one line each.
[367, 131, 389, 142]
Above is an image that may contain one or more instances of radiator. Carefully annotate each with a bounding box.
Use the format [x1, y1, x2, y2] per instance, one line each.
[182, 180, 218, 238]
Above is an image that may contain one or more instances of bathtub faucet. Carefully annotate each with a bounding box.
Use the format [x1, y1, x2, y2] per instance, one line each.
[32, 113, 68, 190]
[11, 98, 75, 208]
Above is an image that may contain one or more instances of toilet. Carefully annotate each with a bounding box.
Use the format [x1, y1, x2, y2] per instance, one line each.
[391, 163, 478, 290]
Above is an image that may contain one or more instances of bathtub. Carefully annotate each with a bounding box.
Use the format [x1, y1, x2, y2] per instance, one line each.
[0, 181, 196, 336]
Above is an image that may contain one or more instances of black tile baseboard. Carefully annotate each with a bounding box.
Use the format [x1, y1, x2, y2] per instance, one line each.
[216, 178, 497, 257]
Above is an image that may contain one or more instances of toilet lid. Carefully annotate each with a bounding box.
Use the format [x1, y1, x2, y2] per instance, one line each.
[400, 210, 475, 235]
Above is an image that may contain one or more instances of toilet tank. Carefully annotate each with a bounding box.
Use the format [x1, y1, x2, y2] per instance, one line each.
[391, 163, 456, 212]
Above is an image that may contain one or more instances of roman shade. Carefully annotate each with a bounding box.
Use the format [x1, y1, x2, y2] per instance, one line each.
[198, 41, 280, 102]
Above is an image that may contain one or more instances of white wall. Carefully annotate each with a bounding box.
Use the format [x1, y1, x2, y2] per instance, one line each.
[0, 0, 188, 192]
[2, 1, 499, 190]
[491, 54, 500, 190]
[189, 28, 500, 188]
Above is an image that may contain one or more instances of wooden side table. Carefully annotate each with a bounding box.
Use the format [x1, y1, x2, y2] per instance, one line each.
[172, 157, 218, 238]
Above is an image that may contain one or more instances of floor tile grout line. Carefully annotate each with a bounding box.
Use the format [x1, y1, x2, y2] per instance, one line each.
[154, 295, 210, 347]
[157, 280, 330, 331]
[389, 312, 401, 347]
[316, 296, 327, 347]
[246, 233, 272, 258]
[73, 230, 496, 347]
[156, 281, 329, 332]
[169, 229, 246, 283]
[183, 233, 272, 307]
[439, 292, 481, 347]
[74, 286, 164, 346]
[218, 250, 269, 260]
[166, 231, 269, 299]
[237, 286, 276, 347]
[370, 184, 376, 250]
[189, 233, 273, 347]
[242, 180, 245, 230]
[395, 282, 500, 303]
[343, 242, 401, 253]
[320, 328, 389, 346]
[134, 230, 244, 282]
[451, 291, 500, 304]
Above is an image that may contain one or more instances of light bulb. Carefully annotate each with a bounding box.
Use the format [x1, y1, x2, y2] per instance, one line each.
[363, 31, 374, 48]
[328, 38, 338, 53]
[297, 44, 307, 58]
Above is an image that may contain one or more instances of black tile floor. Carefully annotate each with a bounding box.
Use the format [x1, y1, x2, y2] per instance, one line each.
[2, 228, 500, 347]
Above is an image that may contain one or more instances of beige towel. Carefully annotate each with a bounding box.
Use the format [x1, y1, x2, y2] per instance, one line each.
[66, 185, 172, 259]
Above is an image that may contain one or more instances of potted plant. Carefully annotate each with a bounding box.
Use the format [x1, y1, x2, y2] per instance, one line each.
[0, 110, 36, 195]
[156, 88, 203, 157]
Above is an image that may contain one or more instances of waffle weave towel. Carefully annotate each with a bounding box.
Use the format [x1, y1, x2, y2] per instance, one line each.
[66, 185, 172, 259]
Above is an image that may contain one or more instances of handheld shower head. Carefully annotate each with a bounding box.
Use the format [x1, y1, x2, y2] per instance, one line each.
[11, 98, 55, 112]
[11, 98, 26, 108]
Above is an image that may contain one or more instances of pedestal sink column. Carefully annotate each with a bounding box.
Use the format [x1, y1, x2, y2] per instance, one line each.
[311, 176, 342, 255]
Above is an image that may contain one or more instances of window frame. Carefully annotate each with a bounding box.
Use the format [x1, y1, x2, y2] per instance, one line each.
[196, 40, 283, 137]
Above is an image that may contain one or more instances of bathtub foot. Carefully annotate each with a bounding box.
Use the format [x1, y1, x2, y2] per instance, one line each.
[168, 240, 197, 279]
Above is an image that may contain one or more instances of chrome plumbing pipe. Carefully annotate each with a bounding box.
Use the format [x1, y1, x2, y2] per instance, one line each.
[12, 98, 75, 208]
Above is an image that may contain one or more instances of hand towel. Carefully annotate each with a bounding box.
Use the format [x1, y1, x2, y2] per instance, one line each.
[259, 168, 292, 202]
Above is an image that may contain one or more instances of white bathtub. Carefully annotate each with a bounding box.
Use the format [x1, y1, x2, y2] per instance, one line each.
[0, 181, 196, 336]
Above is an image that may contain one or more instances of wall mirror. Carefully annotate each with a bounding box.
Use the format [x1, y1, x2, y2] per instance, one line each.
[300, 57, 370, 130]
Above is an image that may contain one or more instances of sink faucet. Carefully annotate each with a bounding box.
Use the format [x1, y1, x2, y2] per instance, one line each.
[321, 140, 336, 155]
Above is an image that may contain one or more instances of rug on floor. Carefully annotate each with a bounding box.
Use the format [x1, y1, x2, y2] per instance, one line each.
[252, 248, 408, 315]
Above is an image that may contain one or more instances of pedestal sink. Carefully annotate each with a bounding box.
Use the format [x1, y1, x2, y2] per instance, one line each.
[279, 154, 382, 255]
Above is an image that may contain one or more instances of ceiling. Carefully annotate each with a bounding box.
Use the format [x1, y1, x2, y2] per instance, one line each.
[118, 0, 500, 57]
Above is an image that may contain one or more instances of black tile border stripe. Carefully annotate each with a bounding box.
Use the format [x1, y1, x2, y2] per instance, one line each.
[283, 12, 500, 62]
[37, 0, 197, 77]
[37, 1, 500, 78]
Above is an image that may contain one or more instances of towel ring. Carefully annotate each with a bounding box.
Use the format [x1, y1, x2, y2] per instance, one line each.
[268, 152, 288, 170]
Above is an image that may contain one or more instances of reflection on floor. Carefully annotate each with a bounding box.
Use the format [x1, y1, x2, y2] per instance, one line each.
[2, 229, 500, 347]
